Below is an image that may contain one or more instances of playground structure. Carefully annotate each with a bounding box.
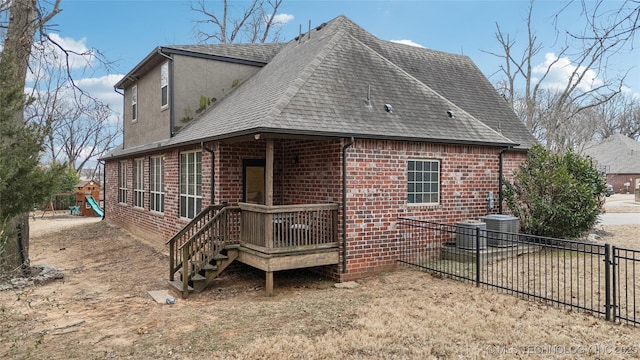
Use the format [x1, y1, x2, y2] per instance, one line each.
[73, 180, 103, 217]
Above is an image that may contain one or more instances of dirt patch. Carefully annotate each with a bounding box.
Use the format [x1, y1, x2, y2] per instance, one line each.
[1, 217, 639, 359]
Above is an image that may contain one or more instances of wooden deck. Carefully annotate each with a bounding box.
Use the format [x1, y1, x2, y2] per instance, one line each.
[168, 203, 339, 297]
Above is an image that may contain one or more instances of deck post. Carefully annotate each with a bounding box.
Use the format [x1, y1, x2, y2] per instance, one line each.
[265, 139, 274, 248]
[265, 139, 274, 206]
[266, 271, 274, 295]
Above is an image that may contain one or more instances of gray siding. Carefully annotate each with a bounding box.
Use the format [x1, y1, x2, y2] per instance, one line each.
[123, 61, 170, 148]
[172, 55, 261, 134]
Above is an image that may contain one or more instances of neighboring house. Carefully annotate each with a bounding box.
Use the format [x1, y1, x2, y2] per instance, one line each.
[102, 15, 536, 296]
[583, 134, 640, 194]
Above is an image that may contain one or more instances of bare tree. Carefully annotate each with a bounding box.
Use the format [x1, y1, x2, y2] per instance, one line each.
[26, 82, 121, 173]
[590, 93, 640, 141]
[0, 0, 114, 276]
[0, 0, 62, 277]
[576, 0, 639, 46]
[24, 48, 121, 174]
[191, 0, 286, 44]
[487, 0, 627, 152]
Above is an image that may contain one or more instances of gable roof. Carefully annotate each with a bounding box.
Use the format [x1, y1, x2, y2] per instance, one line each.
[583, 134, 640, 174]
[109, 15, 535, 159]
[115, 43, 285, 89]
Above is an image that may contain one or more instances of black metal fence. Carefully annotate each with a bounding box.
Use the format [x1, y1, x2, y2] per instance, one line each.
[613, 247, 640, 325]
[397, 217, 640, 326]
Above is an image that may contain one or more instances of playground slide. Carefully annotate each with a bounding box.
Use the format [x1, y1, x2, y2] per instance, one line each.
[85, 195, 104, 217]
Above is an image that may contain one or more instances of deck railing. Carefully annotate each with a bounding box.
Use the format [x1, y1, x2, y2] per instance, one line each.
[239, 203, 339, 253]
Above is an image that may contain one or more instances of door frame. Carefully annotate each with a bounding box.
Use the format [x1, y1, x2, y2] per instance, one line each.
[242, 159, 266, 204]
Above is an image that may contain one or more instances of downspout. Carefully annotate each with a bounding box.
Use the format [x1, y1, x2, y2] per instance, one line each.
[498, 147, 510, 214]
[341, 137, 354, 274]
[202, 142, 215, 204]
[157, 49, 175, 137]
[113, 87, 124, 149]
[98, 160, 106, 220]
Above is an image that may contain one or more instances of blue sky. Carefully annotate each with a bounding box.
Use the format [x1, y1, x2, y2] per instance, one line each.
[47, 0, 639, 118]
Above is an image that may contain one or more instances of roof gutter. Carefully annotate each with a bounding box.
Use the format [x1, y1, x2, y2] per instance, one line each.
[342, 136, 354, 274]
[101, 127, 519, 162]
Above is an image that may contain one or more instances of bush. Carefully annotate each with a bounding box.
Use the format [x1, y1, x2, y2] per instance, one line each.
[503, 144, 606, 239]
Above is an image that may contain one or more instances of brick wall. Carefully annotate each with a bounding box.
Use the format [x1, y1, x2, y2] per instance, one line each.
[340, 139, 508, 281]
[105, 145, 207, 244]
[104, 138, 527, 282]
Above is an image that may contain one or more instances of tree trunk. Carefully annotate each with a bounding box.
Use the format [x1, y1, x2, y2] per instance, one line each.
[0, 0, 40, 277]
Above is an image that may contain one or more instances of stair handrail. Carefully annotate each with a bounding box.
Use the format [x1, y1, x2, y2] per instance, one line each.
[177, 206, 241, 291]
[169, 205, 241, 297]
[167, 204, 226, 284]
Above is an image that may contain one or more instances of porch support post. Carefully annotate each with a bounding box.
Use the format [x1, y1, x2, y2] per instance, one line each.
[265, 139, 274, 248]
[266, 270, 274, 296]
[265, 140, 275, 295]
[265, 139, 274, 206]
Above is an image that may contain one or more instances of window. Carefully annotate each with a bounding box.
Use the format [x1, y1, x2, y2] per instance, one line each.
[118, 161, 128, 204]
[131, 84, 138, 121]
[160, 62, 169, 108]
[150, 156, 165, 213]
[179, 151, 202, 219]
[133, 158, 144, 208]
[407, 159, 440, 205]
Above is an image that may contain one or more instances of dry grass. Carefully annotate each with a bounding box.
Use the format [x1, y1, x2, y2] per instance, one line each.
[1, 218, 639, 359]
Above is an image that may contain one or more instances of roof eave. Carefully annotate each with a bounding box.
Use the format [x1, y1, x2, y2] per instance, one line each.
[102, 127, 519, 161]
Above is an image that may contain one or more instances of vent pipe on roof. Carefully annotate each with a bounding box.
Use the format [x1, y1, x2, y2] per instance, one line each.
[364, 84, 371, 107]
[308, 20, 311, 40]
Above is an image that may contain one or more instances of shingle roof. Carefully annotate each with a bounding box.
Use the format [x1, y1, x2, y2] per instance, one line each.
[583, 134, 640, 173]
[167, 43, 286, 64]
[109, 15, 535, 158]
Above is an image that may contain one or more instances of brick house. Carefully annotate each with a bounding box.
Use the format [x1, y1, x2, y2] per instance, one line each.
[582, 134, 640, 196]
[103, 16, 535, 295]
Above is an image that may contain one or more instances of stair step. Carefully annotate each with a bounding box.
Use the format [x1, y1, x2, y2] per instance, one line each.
[214, 254, 229, 261]
[168, 280, 193, 292]
[191, 273, 205, 281]
[203, 263, 218, 271]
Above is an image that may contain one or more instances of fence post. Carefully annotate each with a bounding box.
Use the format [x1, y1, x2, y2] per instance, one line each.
[475, 226, 481, 287]
[604, 243, 611, 321]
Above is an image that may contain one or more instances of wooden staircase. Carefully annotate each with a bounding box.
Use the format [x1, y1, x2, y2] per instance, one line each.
[167, 204, 241, 298]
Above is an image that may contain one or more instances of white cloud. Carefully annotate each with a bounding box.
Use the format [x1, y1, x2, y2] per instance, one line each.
[271, 13, 294, 25]
[533, 52, 603, 92]
[40, 33, 95, 70]
[76, 74, 125, 123]
[390, 39, 425, 48]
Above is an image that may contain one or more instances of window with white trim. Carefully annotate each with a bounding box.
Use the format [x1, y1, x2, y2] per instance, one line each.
[407, 159, 440, 205]
[150, 156, 165, 213]
[133, 158, 144, 208]
[131, 84, 138, 122]
[118, 161, 128, 204]
[179, 151, 202, 219]
[160, 62, 169, 108]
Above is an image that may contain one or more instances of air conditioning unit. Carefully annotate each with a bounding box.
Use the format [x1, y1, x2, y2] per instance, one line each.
[479, 214, 519, 247]
[455, 220, 487, 250]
